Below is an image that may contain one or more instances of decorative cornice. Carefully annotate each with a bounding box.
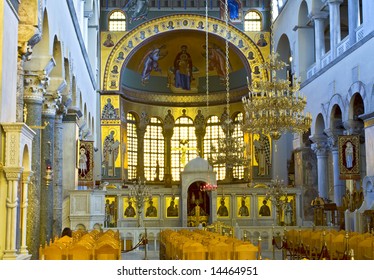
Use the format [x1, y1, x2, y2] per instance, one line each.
[1, 122, 36, 141]
[119, 86, 247, 107]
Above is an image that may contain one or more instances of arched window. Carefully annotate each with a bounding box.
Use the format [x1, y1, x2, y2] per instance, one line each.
[171, 117, 197, 181]
[108, 10, 126, 31]
[127, 113, 137, 180]
[244, 10, 262, 31]
[232, 112, 245, 180]
[144, 117, 165, 181]
[204, 116, 225, 181]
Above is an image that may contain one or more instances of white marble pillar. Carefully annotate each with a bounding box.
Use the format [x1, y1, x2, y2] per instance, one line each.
[331, 148, 345, 205]
[360, 114, 374, 177]
[311, 135, 329, 199]
[325, 129, 346, 206]
[311, 12, 328, 70]
[363, 0, 374, 36]
[20, 171, 33, 255]
[328, 0, 344, 59]
[2, 167, 23, 260]
[348, 0, 359, 45]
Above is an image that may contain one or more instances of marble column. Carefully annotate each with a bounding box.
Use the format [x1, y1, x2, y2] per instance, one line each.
[363, 0, 374, 36]
[348, 0, 359, 45]
[23, 70, 49, 259]
[40, 95, 58, 246]
[53, 112, 64, 238]
[16, 58, 25, 122]
[326, 130, 345, 206]
[20, 171, 33, 255]
[328, 0, 344, 59]
[163, 110, 175, 186]
[136, 112, 149, 180]
[310, 135, 329, 199]
[360, 113, 374, 177]
[2, 167, 23, 260]
[311, 12, 328, 70]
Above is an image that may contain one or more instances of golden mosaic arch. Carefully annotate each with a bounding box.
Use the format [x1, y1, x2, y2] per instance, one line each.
[102, 14, 269, 91]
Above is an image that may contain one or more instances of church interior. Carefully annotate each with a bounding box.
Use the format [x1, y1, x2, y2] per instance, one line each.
[1, 0, 374, 260]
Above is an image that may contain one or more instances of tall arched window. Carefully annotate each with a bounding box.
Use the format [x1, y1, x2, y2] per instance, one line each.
[204, 116, 225, 181]
[171, 116, 197, 181]
[232, 112, 245, 180]
[108, 10, 126, 31]
[127, 113, 137, 180]
[244, 10, 262, 31]
[144, 117, 165, 181]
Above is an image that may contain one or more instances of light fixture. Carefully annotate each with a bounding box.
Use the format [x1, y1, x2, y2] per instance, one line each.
[208, 0, 250, 178]
[265, 178, 287, 225]
[200, 182, 217, 192]
[129, 177, 150, 227]
[242, 3, 311, 141]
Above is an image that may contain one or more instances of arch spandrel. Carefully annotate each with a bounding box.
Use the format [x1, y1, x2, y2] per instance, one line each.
[102, 14, 269, 93]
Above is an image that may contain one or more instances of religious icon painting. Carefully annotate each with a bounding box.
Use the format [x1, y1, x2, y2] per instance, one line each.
[258, 196, 272, 218]
[216, 196, 230, 218]
[338, 134, 360, 180]
[101, 126, 121, 179]
[104, 196, 117, 228]
[78, 140, 94, 186]
[101, 95, 120, 120]
[144, 197, 159, 218]
[165, 196, 180, 218]
[237, 196, 250, 218]
[123, 197, 137, 219]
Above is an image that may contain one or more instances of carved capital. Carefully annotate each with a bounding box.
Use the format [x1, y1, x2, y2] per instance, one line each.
[343, 119, 364, 136]
[24, 71, 50, 103]
[3, 167, 23, 181]
[42, 91, 62, 116]
[310, 134, 329, 156]
[311, 141, 328, 156]
[22, 171, 34, 184]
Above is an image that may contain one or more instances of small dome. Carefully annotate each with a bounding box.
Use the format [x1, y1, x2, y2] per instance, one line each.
[183, 157, 213, 172]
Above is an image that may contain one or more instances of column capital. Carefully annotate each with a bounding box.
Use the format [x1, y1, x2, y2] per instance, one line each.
[343, 119, 364, 135]
[24, 71, 50, 104]
[22, 171, 34, 184]
[324, 128, 344, 150]
[42, 94, 59, 116]
[309, 11, 329, 21]
[3, 167, 24, 181]
[310, 134, 329, 156]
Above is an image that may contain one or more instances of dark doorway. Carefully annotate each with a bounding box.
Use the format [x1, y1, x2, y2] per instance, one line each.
[187, 181, 210, 216]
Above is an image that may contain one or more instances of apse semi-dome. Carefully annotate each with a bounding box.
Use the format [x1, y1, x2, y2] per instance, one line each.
[183, 157, 213, 172]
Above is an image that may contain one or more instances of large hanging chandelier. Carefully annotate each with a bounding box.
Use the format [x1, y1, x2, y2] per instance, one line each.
[242, 53, 312, 140]
[208, 0, 250, 172]
[241, 4, 312, 140]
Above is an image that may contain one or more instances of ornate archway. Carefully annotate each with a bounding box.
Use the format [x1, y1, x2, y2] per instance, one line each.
[102, 14, 268, 92]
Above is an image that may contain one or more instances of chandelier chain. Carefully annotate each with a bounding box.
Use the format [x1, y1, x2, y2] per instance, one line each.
[206, 0, 209, 113]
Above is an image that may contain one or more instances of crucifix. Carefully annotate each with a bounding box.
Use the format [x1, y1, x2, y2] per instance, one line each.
[172, 139, 199, 167]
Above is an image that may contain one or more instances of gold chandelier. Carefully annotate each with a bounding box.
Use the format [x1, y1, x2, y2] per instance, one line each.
[208, 0, 250, 172]
[242, 0, 311, 141]
[242, 52, 312, 140]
